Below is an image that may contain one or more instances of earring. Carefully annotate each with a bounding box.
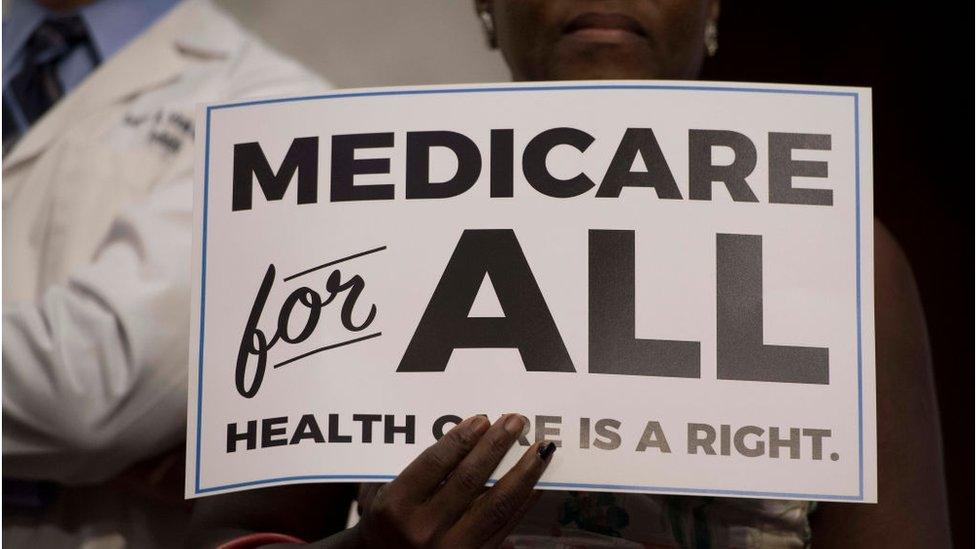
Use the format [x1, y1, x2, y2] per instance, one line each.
[479, 10, 497, 49]
[704, 20, 718, 57]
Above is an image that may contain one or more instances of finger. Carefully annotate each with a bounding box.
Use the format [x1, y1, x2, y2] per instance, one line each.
[356, 482, 384, 516]
[447, 441, 556, 546]
[390, 415, 489, 502]
[427, 414, 526, 526]
[480, 490, 542, 548]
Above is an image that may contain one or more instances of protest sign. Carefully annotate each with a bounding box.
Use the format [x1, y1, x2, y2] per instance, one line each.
[186, 81, 875, 502]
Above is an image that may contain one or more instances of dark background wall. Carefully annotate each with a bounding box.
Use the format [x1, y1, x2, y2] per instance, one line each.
[701, 3, 970, 546]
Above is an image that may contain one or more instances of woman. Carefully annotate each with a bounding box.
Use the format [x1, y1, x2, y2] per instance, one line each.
[189, 1, 950, 546]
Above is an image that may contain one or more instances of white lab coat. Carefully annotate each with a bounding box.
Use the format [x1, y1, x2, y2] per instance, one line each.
[3, 0, 326, 542]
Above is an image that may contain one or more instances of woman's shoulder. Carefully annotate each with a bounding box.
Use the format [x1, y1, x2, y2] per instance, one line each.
[874, 219, 915, 289]
[810, 219, 949, 547]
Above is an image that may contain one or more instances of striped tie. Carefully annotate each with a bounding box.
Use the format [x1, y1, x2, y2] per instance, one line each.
[3, 16, 99, 152]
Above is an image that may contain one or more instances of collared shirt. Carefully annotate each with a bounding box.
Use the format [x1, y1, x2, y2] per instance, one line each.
[2, 0, 179, 137]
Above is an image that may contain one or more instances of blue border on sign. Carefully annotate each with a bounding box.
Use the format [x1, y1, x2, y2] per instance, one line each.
[195, 83, 865, 500]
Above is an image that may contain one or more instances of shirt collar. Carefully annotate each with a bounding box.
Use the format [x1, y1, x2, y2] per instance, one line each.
[2, 1, 46, 82]
[77, 0, 180, 61]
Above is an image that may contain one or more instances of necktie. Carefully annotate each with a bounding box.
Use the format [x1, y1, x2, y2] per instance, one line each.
[3, 15, 99, 149]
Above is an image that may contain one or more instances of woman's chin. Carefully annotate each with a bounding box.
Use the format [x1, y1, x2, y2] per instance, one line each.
[544, 46, 663, 81]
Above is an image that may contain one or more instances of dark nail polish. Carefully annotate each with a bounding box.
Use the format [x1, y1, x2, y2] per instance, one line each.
[538, 441, 556, 461]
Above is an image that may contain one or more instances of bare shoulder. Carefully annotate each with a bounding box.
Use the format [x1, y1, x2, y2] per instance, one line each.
[872, 220, 928, 357]
[873, 220, 904, 273]
[874, 220, 917, 298]
[812, 219, 950, 548]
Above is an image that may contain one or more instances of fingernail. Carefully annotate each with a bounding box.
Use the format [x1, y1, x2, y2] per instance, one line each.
[538, 441, 556, 461]
[503, 414, 526, 436]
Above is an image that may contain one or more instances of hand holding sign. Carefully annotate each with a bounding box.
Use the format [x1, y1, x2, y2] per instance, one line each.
[351, 414, 554, 548]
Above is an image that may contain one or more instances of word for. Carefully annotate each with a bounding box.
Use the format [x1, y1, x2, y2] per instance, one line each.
[236, 259, 376, 398]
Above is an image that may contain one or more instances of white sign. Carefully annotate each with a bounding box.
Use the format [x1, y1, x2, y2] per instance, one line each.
[186, 81, 876, 502]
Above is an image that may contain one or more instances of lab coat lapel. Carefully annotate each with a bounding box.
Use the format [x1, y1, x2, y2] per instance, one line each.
[3, 0, 240, 170]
